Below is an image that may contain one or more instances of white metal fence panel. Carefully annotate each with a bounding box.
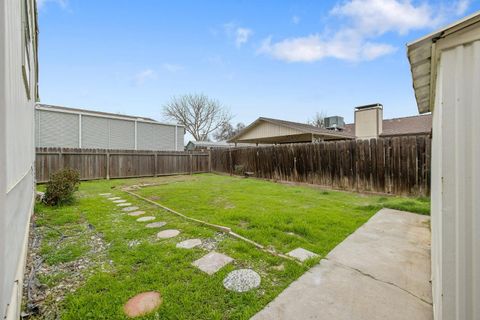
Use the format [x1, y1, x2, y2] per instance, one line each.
[176, 126, 185, 150]
[109, 118, 135, 149]
[36, 110, 79, 148]
[137, 122, 174, 150]
[81, 115, 109, 149]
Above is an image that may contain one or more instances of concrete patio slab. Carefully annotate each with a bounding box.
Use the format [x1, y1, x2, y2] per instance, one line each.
[192, 251, 233, 275]
[252, 209, 432, 320]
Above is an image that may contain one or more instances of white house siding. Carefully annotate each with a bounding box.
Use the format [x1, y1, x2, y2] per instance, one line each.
[431, 40, 480, 320]
[0, 0, 37, 319]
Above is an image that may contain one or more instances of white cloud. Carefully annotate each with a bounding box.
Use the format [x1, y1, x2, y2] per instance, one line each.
[454, 0, 470, 15]
[330, 0, 438, 36]
[223, 22, 253, 47]
[133, 69, 157, 86]
[259, 0, 452, 63]
[37, 0, 68, 10]
[292, 15, 301, 24]
[162, 63, 185, 73]
[235, 28, 253, 47]
[258, 33, 396, 62]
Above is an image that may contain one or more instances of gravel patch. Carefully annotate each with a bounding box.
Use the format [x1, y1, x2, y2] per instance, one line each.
[223, 269, 261, 292]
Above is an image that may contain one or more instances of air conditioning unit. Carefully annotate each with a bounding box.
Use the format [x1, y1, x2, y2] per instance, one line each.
[324, 116, 345, 130]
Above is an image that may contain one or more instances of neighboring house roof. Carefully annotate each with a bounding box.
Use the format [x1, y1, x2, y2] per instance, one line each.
[187, 141, 234, 148]
[343, 114, 432, 137]
[36, 104, 183, 127]
[229, 117, 355, 143]
[407, 11, 480, 113]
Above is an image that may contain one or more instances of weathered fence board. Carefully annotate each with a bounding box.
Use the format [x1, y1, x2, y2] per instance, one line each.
[210, 135, 431, 196]
[36, 148, 209, 183]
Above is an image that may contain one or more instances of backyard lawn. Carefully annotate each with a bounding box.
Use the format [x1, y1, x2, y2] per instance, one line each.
[29, 173, 429, 319]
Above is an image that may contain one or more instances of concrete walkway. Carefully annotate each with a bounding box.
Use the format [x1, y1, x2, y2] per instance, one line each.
[252, 209, 432, 320]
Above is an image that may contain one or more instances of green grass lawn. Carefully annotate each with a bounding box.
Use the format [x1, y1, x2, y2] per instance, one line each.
[31, 173, 429, 319]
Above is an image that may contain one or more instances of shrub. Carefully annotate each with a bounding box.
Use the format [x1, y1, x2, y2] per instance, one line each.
[234, 165, 245, 175]
[43, 168, 80, 206]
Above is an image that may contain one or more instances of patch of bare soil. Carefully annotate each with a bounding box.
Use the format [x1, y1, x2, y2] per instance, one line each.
[22, 216, 113, 319]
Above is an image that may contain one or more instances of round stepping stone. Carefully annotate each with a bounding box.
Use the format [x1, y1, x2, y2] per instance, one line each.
[156, 229, 180, 239]
[113, 199, 126, 203]
[176, 239, 202, 249]
[117, 203, 132, 207]
[145, 221, 167, 228]
[128, 211, 146, 217]
[223, 269, 261, 292]
[122, 206, 139, 212]
[99, 193, 112, 196]
[108, 197, 121, 200]
[137, 216, 155, 222]
[123, 291, 162, 317]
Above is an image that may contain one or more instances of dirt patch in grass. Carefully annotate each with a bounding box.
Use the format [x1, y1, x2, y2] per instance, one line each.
[23, 214, 112, 319]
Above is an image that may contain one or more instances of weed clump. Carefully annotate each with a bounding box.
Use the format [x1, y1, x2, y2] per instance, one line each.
[44, 168, 80, 205]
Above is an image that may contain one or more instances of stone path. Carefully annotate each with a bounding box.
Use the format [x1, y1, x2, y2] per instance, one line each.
[192, 251, 233, 275]
[146, 221, 167, 228]
[128, 211, 146, 217]
[137, 216, 155, 222]
[286, 248, 318, 262]
[108, 197, 121, 200]
[223, 269, 261, 292]
[176, 239, 202, 249]
[123, 206, 139, 212]
[157, 229, 180, 239]
[117, 203, 132, 207]
[124, 291, 162, 318]
[113, 199, 126, 203]
[251, 209, 432, 320]
[99, 193, 112, 196]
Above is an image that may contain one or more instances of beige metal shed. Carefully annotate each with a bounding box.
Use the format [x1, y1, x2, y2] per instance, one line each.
[408, 11, 480, 320]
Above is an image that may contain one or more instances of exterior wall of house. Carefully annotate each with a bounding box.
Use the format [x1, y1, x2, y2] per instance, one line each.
[35, 107, 184, 151]
[0, 0, 38, 319]
[354, 107, 383, 139]
[237, 121, 302, 141]
[430, 36, 480, 320]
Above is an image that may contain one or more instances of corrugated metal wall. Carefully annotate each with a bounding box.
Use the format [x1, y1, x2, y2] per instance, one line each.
[431, 39, 480, 320]
[35, 109, 183, 151]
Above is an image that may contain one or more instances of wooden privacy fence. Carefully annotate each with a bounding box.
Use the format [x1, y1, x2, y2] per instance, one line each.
[211, 135, 431, 196]
[36, 147, 210, 183]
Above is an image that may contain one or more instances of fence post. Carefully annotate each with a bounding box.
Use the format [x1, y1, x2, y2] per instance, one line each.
[189, 153, 193, 175]
[229, 149, 233, 176]
[106, 152, 110, 180]
[208, 150, 212, 172]
[154, 153, 158, 177]
[58, 149, 63, 169]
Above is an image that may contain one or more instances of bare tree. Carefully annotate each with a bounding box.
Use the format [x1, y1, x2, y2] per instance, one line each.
[162, 94, 232, 141]
[308, 111, 327, 128]
[213, 122, 245, 141]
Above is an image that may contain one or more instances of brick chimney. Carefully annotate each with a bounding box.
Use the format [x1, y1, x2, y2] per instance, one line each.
[354, 103, 383, 139]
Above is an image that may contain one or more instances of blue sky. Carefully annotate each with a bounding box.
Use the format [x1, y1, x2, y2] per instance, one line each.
[37, 0, 479, 129]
